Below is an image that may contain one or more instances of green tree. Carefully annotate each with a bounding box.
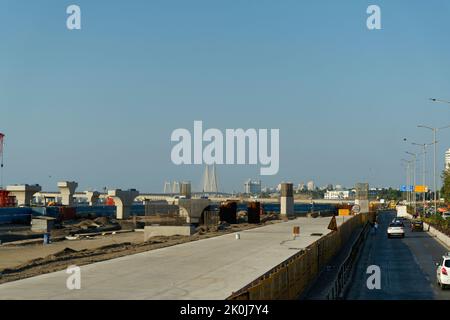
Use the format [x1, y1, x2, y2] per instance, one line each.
[441, 168, 450, 204]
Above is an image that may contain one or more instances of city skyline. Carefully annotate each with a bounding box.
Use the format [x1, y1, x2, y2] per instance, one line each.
[1, 1, 450, 192]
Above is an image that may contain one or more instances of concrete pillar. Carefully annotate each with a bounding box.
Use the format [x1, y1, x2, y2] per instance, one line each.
[85, 191, 100, 206]
[108, 189, 139, 219]
[6, 184, 42, 207]
[280, 183, 294, 216]
[355, 183, 369, 214]
[176, 198, 210, 224]
[180, 182, 191, 199]
[57, 181, 78, 206]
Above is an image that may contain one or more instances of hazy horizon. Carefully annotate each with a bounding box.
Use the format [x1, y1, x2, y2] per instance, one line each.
[1, 0, 450, 193]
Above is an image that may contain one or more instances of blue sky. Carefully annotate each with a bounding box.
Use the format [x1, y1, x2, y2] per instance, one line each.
[1, 0, 450, 193]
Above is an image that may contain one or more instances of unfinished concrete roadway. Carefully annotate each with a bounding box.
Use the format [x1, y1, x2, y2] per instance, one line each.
[0, 216, 350, 300]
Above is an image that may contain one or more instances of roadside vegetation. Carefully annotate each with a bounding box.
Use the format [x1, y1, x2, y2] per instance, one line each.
[421, 168, 450, 236]
[441, 168, 450, 204]
[423, 214, 450, 237]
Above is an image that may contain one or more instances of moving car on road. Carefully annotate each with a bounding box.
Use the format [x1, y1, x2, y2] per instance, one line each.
[387, 222, 405, 238]
[392, 219, 405, 226]
[410, 220, 424, 232]
[436, 254, 450, 290]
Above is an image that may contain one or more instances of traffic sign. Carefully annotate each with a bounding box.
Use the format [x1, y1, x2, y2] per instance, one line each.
[351, 205, 361, 214]
[414, 185, 428, 193]
[328, 216, 338, 231]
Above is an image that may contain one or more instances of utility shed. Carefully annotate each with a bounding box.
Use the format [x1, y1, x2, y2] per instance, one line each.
[31, 216, 56, 233]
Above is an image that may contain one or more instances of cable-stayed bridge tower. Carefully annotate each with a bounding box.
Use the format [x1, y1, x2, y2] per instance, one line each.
[202, 164, 219, 194]
[164, 181, 180, 194]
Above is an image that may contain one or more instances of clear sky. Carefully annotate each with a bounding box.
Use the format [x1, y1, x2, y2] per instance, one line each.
[1, 0, 450, 193]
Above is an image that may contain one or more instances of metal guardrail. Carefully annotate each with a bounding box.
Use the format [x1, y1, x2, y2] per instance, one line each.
[325, 220, 370, 300]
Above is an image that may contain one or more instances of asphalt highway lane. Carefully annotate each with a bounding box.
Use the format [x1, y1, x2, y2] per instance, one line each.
[346, 211, 450, 300]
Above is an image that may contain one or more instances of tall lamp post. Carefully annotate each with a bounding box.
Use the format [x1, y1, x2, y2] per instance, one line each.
[406, 152, 417, 214]
[401, 159, 412, 204]
[418, 124, 450, 214]
[412, 142, 433, 211]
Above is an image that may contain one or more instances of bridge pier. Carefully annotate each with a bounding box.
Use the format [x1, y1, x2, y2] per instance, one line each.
[6, 184, 42, 207]
[176, 198, 210, 224]
[355, 183, 369, 214]
[108, 189, 139, 219]
[85, 191, 100, 206]
[57, 181, 78, 206]
[280, 183, 294, 217]
[180, 182, 192, 199]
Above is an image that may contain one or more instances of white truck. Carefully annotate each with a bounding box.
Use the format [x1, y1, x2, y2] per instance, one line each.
[396, 205, 409, 219]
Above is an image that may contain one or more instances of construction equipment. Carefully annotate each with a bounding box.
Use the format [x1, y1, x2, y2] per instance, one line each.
[388, 200, 397, 209]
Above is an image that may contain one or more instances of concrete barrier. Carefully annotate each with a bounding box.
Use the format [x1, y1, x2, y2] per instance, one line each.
[144, 225, 196, 240]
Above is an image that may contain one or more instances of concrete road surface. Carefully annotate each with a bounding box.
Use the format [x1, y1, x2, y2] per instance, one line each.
[346, 211, 450, 300]
[0, 217, 348, 300]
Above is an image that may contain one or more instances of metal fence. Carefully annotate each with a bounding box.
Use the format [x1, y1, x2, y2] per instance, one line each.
[325, 221, 371, 299]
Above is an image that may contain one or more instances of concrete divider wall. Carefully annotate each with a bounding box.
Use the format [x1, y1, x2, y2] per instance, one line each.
[228, 213, 372, 300]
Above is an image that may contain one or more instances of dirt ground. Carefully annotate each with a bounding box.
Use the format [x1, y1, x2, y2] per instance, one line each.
[0, 219, 281, 285]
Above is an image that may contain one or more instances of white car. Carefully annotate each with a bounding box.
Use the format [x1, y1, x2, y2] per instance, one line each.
[387, 222, 405, 238]
[392, 218, 404, 225]
[436, 254, 450, 290]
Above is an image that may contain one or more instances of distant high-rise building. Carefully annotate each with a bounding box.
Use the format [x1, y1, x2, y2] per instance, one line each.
[296, 183, 306, 192]
[307, 181, 315, 191]
[324, 190, 350, 200]
[446, 149, 450, 169]
[244, 179, 262, 195]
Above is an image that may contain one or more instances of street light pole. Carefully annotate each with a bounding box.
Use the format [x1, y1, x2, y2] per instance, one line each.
[430, 98, 450, 105]
[412, 142, 433, 211]
[418, 124, 450, 214]
[406, 151, 417, 214]
[402, 159, 412, 204]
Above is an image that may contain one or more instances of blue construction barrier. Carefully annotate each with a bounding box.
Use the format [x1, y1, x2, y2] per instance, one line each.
[1, 203, 332, 225]
[0, 207, 32, 224]
[0, 204, 146, 225]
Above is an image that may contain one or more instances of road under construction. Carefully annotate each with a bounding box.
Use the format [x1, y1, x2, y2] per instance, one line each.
[0, 215, 355, 300]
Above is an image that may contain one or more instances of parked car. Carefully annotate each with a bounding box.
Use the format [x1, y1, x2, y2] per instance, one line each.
[442, 212, 450, 220]
[436, 254, 450, 290]
[410, 220, 423, 232]
[387, 222, 405, 238]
